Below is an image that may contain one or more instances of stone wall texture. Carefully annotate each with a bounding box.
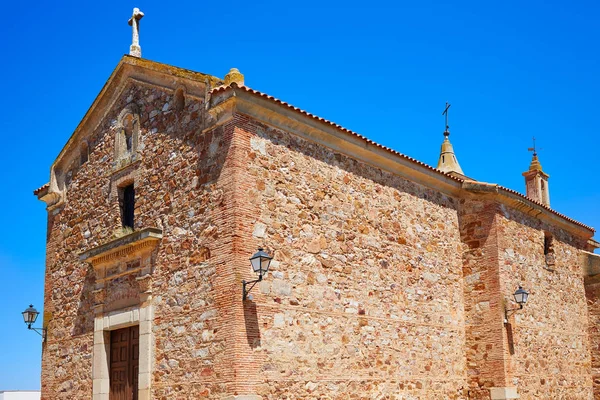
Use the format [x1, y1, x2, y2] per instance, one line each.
[41, 82, 243, 399]
[38, 72, 597, 400]
[240, 118, 467, 399]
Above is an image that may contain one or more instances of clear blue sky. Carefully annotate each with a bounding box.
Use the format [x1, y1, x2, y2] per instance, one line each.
[0, 0, 598, 390]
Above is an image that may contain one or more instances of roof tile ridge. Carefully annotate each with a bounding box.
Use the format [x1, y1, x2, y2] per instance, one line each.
[33, 183, 50, 196]
[207, 84, 595, 232]
[211, 84, 464, 184]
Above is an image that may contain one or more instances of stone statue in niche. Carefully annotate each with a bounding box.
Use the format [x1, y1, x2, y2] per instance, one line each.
[114, 106, 141, 169]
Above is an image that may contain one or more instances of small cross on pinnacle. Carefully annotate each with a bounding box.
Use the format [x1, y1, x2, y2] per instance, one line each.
[528, 136, 541, 156]
[442, 102, 451, 137]
[128, 8, 144, 57]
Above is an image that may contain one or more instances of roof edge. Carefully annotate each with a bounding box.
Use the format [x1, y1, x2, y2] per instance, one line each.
[52, 56, 223, 169]
[212, 83, 594, 235]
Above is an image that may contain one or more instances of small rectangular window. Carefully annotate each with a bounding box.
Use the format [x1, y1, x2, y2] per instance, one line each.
[544, 232, 555, 267]
[544, 233, 553, 255]
[119, 184, 135, 229]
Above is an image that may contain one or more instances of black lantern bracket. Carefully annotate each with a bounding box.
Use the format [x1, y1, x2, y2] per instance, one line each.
[22, 304, 47, 342]
[243, 248, 273, 301]
[242, 274, 263, 301]
[504, 286, 530, 323]
[27, 324, 47, 341]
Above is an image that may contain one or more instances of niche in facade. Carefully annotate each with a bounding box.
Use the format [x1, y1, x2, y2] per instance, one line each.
[80, 140, 89, 166]
[174, 86, 186, 112]
[544, 231, 556, 267]
[115, 106, 141, 169]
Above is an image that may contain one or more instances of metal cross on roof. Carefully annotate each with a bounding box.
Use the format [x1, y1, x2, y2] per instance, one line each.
[442, 102, 451, 136]
[528, 136, 542, 156]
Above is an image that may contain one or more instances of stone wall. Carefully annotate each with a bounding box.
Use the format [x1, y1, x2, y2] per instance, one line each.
[39, 76, 597, 400]
[585, 279, 600, 400]
[240, 117, 468, 399]
[41, 81, 239, 399]
[497, 207, 593, 399]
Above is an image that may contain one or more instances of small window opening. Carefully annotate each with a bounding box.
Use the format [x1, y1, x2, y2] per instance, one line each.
[442, 155, 445, 163]
[174, 88, 185, 112]
[80, 142, 89, 166]
[119, 184, 135, 229]
[544, 232, 553, 255]
[544, 232, 555, 267]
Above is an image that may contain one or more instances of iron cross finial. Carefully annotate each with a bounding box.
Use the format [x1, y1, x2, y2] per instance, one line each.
[527, 136, 541, 156]
[442, 102, 451, 136]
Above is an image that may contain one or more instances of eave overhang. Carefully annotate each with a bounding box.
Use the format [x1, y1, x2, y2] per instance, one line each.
[210, 84, 595, 238]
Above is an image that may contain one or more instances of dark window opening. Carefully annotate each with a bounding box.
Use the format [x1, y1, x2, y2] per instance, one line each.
[120, 184, 135, 229]
[544, 233, 553, 255]
[80, 143, 89, 166]
[544, 232, 555, 267]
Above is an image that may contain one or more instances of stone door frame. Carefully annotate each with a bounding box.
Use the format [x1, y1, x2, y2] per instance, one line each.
[93, 305, 153, 400]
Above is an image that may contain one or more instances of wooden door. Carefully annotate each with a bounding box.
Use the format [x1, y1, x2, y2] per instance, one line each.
[110, 326, 139, 400]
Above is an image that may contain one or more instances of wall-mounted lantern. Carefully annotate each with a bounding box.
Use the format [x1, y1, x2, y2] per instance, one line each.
[22, 304, 46, 341]
[504, 286, 529, 323]
[243, 248, 273, 300]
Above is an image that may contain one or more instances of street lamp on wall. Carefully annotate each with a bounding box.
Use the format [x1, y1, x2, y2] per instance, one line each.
[504, 286, 529, 323]
[22, 304, 46, 341]
[243, 248, 273, 301]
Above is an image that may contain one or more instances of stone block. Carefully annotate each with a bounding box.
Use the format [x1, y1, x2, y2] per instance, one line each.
[490, 387, 519, 399]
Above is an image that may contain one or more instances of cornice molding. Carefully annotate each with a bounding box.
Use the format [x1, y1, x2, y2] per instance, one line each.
[80, 227, 162, 267]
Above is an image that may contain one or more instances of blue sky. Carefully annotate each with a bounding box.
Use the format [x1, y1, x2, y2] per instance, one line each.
[0, 0, 598, 390]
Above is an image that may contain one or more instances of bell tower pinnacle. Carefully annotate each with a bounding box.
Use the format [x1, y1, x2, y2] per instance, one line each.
[436, 102, 465, 176]
[522, 137, 550, 206]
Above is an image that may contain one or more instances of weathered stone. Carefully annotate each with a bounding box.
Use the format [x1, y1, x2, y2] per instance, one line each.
[34, 53, 596, 400]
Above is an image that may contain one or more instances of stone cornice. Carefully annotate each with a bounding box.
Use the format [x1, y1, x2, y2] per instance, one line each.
[227, 89, 464, 198]
[461, 180, 593, 238]
[35, 184, 63, 209]
[80, 227, 162, 267]
[209, 87, 594, 239]
[495, 187, 593, 238]
[582, 251, 600, 278]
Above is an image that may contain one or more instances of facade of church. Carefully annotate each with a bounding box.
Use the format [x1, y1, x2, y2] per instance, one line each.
[34, 51, 600, 399]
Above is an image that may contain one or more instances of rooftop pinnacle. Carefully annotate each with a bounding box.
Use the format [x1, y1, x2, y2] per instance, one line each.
[128, 7, 144, 57]
[522, 141, 550, 206]
[436, 103, 464, 175]
[437, 134, 464, 175]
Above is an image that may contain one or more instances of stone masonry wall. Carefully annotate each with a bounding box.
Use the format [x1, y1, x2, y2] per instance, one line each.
[239, 116, 468, 399]
[497, 207, 592, 399]
[41, 81, 240, 399]
[40, 78, 596, 400]
[585, 281, 600, 400]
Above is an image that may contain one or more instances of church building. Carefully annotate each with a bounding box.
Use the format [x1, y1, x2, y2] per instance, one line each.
[34, 8, 600, 400]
